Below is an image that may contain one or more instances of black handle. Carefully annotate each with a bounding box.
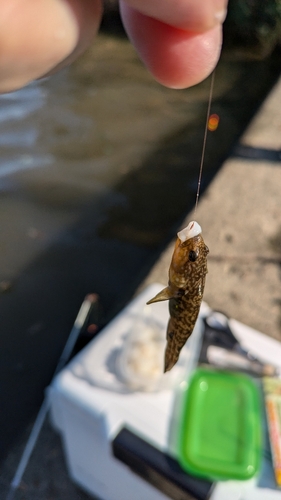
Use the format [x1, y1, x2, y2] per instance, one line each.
[112, 427, 213, 500]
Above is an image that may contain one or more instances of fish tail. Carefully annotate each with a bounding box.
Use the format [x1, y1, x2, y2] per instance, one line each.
[164, 342, 180, 372]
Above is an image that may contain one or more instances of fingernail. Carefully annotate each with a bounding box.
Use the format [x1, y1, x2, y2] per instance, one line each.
[212, 0, 228, 23]
[214, 9, 227, 23]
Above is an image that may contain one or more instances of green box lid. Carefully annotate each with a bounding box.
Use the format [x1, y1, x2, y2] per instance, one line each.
[177, 368, 262, 481]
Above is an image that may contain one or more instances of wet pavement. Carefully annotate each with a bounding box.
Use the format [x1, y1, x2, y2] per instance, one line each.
[0, 21, 281, 500]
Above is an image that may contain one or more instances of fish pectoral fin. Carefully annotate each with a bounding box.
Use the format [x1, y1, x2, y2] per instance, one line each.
[146, 286, 174, 304]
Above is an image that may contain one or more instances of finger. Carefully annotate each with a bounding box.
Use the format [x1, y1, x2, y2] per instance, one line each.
[0, 0, 102, 94]
[120, 3, 222, 89]
[122, 0, 227, 32]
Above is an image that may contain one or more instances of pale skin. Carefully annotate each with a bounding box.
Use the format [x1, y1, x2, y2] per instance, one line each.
[0, 0, 228, 94]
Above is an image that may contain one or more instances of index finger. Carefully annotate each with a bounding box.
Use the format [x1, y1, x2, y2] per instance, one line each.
[120, 3, 222, 89]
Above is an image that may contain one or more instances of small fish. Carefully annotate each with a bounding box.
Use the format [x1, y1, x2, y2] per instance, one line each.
[147, 221, 209, 372]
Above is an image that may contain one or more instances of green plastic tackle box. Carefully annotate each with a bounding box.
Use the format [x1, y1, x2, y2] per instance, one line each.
[177, 368, 262, 481]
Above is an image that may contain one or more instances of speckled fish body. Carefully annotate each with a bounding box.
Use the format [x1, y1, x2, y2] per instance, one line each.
[147, 221, 209, 372]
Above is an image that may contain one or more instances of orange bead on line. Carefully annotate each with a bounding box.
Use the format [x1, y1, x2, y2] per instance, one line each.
[208, 113, 219, 131]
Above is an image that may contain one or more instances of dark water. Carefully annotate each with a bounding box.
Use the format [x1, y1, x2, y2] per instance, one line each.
[0, 29, 280, 463]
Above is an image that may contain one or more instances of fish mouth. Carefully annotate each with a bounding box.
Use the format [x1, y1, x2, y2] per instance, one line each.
[177, 221, 201, 242]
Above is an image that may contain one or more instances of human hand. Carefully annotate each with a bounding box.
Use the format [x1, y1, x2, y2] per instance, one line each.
[0, 0, 227, 94]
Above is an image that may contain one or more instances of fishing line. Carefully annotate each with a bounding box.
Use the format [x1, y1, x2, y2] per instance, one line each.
[194, 70, 216, 215]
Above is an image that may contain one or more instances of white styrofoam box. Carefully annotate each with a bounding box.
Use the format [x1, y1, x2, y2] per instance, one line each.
[49, 283, 206, 500]
[50, 283, 281, 500]
[211, 477, 281, 500]
[51, 388, 172, 500]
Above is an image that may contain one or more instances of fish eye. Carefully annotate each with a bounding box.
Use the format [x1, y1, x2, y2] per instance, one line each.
[189, 250, 198, 262]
